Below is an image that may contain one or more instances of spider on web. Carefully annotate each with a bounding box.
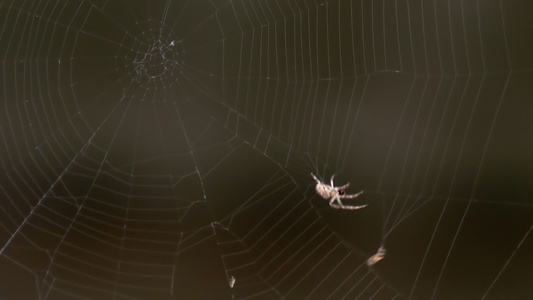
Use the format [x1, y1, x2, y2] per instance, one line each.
[311, 173, 367, 210]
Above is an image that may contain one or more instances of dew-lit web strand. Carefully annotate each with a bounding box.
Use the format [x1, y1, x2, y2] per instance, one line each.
[382, 0, 388, 70]
[352, 276, 379, 300]
[272, 0, 289, 138]
[227, 0, 244, 113]
[255, 216, 320, 276]
[284, 240, 343, 297]
[247, 195, 311, 254]
[252, 1, 269, 125]
[171, 103, 208, 203]
[165, 91, 247, 183]
[369, 284, 387, 300]
[28, 62, 141, 298]
[302, 4, 322, 165]
[19, 7, 304, 300]
[386, 0, 438, 227]
[186, 175, 298, 296]
[329, 79, 351, 172]
[4, 1, 282, 298]
[36, 1, 145, 58]
[238, 1, 261, 117]
[262, 225, 329, 283]
[271, 230, 336, 287]
[7, 3, 40, 161]
[332, 1, 371, 171]
[339, 269, 371, 300]
[405, 70, 465, 290]
[326, 262, 368, 300]
[432, 73, 511, 298]
[320, 3, 346, 172]
[250, 2, 269, 122]
[306, 1, 314, 80]
[38, 93, 135, 290]
[0, 142, 27, 226]
[409, 0, 474, 295]
[8, 1, 141, 148]
[46, 238, 173, 286]
[386, 0, 433, 223]
[169, 53, 297, 171]
[18, 0, 233, 255]
[287, 0, 307, 148]
[223, 170, 287, 228]
[122, 0, 182, 42]
[393, 0, 447, 224]
[368, 0, 480, 296]
[482, 225, 533, 299]
[2, 2, 44, 168]
[416, 79, 461, 190]
[259, 2, 278, 132]
[306, 249, 353, 298]
[243, 183, 305, 243]
[431, 1, 512, 294]
[213, 224, 281, 296]
[1, 93, 139, 298]
[337, 0, 372, 169]
[172, 227, 215, 256]
[207, 181, 294, 298]
[388, 81, 432, 228]
[261, 2, 285, 136]
[420, 0, 431, 76]
[297, 1, 318, 153]
[393, 0, 403, 71]
[377, 0, 424, 240]
[169, 232, 183, 297]
[408, 78, 467, 298]
[0, 75, 131, 255]
[265, 1, 284, 134]
[332, 2, 348, 169]
[375, 78, 417, 240]
[48, 279, 137, 300]
[313, 4, 348, 172]
[378, 41, 429, 230]
[210, 223, 236, 296]
[498, 0, 513, 69]
[160, 0, 171, 34]
[243, 1, 257, 118]
[286, 1, 305, 150]
[370, 0, 377, 72]
[169, 13, 316, 176]
[128, 101, 181, 296]
[18, 0, 42, 150]
[123, 0, 227, 66]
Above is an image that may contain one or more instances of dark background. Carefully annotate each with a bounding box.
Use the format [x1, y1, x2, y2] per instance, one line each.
[1, 0, 532, 299]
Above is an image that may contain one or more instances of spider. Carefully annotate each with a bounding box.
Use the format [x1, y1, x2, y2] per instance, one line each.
[311, 173, 367, 210]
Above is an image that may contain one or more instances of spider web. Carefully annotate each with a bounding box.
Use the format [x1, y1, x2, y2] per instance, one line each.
[1, 0, 532, 299]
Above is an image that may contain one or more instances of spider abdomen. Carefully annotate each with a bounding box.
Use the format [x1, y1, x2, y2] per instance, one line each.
[315, 184, 331, 199]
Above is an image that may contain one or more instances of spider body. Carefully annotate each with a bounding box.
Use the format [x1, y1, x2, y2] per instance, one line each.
[311, 173, 366, 210]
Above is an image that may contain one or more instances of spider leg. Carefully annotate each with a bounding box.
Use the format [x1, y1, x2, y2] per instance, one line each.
[329, 195, 341, 208]
[337, 201, 368, 210]
[311, 173, 320, 184]
[330, 175, 349, 190]
[339, 190, 364, 199]
[338, 183, 350, 190]
[329, 195, 367, 210]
